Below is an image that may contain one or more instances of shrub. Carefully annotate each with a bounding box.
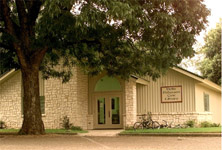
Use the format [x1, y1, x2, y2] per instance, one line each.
[184, 120, 196, 128]
[200, 121, 211, 127]
[70, 126, 82, 131]
[0, 121, 6, 129]
[61, 116, 73, 130]
[211, 123, 220, 127]
[200, 121, 221, 127]
[125, 126, 134, 130]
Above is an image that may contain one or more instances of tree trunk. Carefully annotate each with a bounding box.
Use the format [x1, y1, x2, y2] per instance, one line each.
[19, 66, 45, 135]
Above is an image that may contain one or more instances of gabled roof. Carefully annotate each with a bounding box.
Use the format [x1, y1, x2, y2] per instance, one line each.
[0, 69, 18, 84]
[173, 66, 204, 79]
[172, 67, 221, 92]
[1, 67, 221, 92]
[133, 66, 221, 92]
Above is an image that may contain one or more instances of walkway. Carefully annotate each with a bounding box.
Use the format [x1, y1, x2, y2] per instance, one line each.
[78, 129, 124, 137]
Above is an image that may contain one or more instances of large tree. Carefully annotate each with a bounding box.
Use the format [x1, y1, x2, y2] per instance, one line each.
[199, 19, 221, 85]
[0, 0, 209, 135]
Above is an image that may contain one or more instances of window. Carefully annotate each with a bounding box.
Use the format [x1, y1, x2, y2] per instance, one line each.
[21, 72, 45, 114]
[21, 96, 45, 114]
[204, 93, 210, 112]
[94, 75, 121, 92]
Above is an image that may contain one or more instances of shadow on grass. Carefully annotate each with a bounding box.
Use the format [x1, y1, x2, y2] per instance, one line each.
[0, 129, 88, 135]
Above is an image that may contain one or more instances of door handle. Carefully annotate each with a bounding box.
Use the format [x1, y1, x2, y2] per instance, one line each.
[109, 111, 110, 118]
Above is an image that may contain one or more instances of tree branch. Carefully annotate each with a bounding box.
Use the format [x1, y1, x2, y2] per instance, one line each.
[31, 47, 48, 67]
[15, 0, 32, 55]
[15, 0, 28, 29]
[24, 0, 34, 10]
[0, 27, 5, 33]
[0, 42, 14, 50]
[0, 0, 16, 36]
[27, 0, 42, 22]
[27, 0, 42, 36]
[0, 0, 27, 68]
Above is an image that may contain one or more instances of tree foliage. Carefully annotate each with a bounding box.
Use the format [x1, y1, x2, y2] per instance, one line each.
[199, 19, 221, 85]
[0, 0, 209, 134]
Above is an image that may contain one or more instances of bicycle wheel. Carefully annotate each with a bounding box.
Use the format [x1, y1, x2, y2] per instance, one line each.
[133, 122, 143, 130]
[145, 121, 152, 129]
[152, 121, 160, 129]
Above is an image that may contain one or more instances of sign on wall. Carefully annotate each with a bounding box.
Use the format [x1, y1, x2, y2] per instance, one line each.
[161, 86, 182, 103]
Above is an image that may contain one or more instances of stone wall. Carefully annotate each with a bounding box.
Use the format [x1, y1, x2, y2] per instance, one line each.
[87, 115, 93, 129]
[124, 78, 137, 127]
[136, 112, 213, 126]
[0, 71, 23, 128]
[43, 67, 88, 129]
[75, 67, 88, 129]
[0, 67, 89, 129]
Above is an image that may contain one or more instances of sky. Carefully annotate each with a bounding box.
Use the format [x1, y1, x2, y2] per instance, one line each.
[180, 0, 222, 74]
[196, 0, 222, 44]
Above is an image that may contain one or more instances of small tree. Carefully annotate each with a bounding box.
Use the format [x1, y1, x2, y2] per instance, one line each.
[199, 19, 221, 85]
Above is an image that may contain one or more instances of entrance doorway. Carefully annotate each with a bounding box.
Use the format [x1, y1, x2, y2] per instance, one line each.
[90, 75, 124, 129]
[94, 94, 122, 129]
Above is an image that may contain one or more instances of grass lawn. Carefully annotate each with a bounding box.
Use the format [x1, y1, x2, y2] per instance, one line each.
[121, 127, 221, 134]
[0, 129, 88, 134]
[0, 129, 19, 133]
[46, 129, 87, 133]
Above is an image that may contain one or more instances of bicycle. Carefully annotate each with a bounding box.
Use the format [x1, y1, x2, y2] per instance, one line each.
[171, 123, 187, 129]
[160, 120, 187, 129]
[160, 120, 173, 128]
[133, 112, 160, 130]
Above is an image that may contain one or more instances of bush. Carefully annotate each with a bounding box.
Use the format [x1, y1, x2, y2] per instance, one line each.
[0, 121, 6, 129]
[70, 126, 82, 131]
[200, 121, 221, 127]
[211, 123, 220, 127]
[184, 120, 196, 128]
[125, 126, 134, 130]
[61, 116, 73, 130]
[200, 121, 211, 127]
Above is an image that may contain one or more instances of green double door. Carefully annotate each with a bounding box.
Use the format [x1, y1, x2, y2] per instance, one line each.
[94, 94, 122, 129]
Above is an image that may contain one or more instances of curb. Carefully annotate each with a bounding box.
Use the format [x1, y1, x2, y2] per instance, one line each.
[119, 133, 221, 137]
[0, 132, 17, 135]
[0, 132, 78, 135]
[51, 133, 77, 135]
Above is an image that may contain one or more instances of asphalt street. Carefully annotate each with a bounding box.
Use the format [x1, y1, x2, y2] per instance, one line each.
[0, 135, 221, 150]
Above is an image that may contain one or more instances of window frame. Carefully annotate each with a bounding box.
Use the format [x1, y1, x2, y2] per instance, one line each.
[203, 93, 210, 112]
[21, 72, 45, 115]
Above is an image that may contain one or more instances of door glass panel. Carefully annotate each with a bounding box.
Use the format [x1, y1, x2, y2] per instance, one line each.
[111, 97, 120, 124]
[97, 98, 106, 124]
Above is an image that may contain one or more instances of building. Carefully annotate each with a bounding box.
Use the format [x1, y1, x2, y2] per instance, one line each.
[0, 67, 221, 129]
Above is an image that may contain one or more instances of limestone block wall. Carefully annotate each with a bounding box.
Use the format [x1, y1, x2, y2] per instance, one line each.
[87, 115, 93, 129]
[195, 112, 213, 123]
[75, 67, 88, 129]
[124, 78, 137, 127]
[136, 112, 213, 126]
[0, 71, 23, 128]
[43, 67, 88, 129]
[43, 69, 77, 129]
[0, 67, 88, 129]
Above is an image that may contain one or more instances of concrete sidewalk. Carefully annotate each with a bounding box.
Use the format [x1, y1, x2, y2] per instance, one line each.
[78, 130, 124, 137]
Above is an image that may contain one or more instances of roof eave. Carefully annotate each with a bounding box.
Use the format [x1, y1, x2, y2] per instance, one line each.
[0, 69, 18, 84]
[172, 67, 221, 92]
